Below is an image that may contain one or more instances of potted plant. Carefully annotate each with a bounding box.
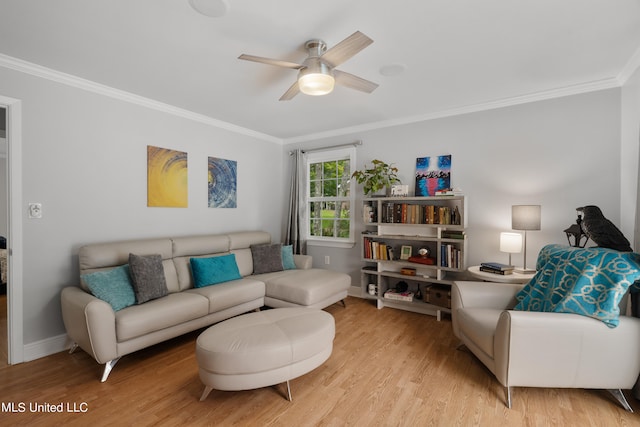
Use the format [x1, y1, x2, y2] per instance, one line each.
[351, 159, 401, 196]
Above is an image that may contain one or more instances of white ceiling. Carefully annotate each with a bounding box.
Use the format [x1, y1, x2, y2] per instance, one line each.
[1, 0, 640, 143]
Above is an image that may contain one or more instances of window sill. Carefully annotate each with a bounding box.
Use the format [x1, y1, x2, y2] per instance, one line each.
[307, 239, 355, 249]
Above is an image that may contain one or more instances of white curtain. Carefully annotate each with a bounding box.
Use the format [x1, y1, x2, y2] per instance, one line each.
[285, 149, 306, 254]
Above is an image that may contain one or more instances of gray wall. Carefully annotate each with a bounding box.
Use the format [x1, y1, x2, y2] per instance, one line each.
[1, 59, 638, 357]
[284, 89, 625, 288]
[0, 66, 284, 345]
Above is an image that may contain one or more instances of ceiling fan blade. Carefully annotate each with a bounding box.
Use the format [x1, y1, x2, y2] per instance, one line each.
[321, 31, 373, 68]
[279, 80, 300, 101]
[238, 54, 303, 70]
[334, 70, 379, 93]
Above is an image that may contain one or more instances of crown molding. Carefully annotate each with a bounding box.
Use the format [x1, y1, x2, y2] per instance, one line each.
[617, 46, 640, 86]
[284, 77, 621, 144]
[0, 53, 283, 145]
[0, 53, 625, 146]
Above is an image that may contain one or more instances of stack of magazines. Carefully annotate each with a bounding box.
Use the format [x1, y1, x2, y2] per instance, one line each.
[383, 290, 414, 301]
[479, 262, 514, 275]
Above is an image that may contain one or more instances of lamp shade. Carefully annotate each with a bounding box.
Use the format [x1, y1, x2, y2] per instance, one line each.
[500, 232, 522, 254]
[512, 205, 541, 231]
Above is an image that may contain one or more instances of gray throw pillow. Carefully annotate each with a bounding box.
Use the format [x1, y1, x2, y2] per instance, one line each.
[129, 253, 168, 304]
[251, 243, 284, 274]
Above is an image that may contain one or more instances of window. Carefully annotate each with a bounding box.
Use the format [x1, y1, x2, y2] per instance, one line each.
[305, 147, 356, 247]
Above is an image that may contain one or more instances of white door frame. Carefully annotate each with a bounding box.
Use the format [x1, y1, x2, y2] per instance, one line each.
[1, 95, 23, 364]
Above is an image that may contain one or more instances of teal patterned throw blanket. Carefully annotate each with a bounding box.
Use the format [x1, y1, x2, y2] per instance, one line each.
[514, 244, 640, 327]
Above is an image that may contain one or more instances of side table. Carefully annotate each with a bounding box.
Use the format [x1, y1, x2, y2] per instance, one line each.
[467, 265, 535, 284]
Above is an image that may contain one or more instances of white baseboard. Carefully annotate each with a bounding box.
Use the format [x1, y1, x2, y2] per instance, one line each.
[347, 285, 362, 298]
[22, 333, 71, 362]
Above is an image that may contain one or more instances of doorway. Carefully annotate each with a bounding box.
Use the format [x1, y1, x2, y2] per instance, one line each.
[0, 106, 5, 367]
[0, 95, 23, 365]
[0, 107, 9, 368]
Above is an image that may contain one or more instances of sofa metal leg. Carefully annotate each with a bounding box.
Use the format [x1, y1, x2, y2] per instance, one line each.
[199, 386, 213, 402]
[340, 299, 346, 308]
[100, 357, 121, 382]
[455, 342, 467, 351]
[608, 389, 633, 412]
[286, 380, 292, 402]
[68, 342, 79, 354]
[505, 386, 512, 409]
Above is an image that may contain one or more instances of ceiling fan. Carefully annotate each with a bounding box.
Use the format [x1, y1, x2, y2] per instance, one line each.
[238, 31, 379, 101]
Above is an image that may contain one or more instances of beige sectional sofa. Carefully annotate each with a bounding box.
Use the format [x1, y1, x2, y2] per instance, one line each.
[61, 231, 350, 382]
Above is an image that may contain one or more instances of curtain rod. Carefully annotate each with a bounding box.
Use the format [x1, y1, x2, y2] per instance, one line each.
[289, 140, 362, 155]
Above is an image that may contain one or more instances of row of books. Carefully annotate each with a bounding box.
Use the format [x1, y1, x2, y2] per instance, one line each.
[479, 262, 514, 275]
[363, 237, 394, 260]
[363, 238, 463, 269]
[376, 202, 462, 225]
[441, 244, 462, 269]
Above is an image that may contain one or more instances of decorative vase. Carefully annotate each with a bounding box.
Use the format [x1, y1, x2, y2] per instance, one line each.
[370, 186, 389, 197]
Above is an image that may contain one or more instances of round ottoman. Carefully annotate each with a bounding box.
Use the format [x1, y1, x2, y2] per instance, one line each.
[196, 307, 335, 401]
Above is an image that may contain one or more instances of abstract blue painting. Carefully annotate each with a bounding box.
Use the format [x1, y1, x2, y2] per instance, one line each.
[208, 157, 237, 208]
[415, 155, 451, 196]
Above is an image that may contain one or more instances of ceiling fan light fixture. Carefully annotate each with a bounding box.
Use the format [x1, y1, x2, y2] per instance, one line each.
[298, 59, 334, 96]
[298, 73, 335, 96]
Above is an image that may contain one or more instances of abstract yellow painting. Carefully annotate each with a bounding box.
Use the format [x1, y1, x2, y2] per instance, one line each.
[147, 145, 188, 207]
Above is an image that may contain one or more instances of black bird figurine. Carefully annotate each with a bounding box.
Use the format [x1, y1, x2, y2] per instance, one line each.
[576, 205, 632, 252]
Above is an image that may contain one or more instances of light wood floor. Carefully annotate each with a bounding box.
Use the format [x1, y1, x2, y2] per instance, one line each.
[1, 297, 639, 426]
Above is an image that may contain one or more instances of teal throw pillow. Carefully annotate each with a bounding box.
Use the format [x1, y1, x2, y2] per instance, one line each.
[190, 254, 242, 287]
[514, 244, 640, 327]
[281, 245, 296, 270]
[82, 265, 136, 311]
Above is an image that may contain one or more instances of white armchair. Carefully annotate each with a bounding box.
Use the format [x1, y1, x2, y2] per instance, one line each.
[451, 280, 640, 411]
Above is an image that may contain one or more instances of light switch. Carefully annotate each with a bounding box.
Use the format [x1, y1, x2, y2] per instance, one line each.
[28, 202, 42, 219]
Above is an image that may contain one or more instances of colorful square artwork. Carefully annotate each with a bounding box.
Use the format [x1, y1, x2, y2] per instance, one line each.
[415, 155, 451, 196]
[208, 157, 237, 208]
[147, 145, 188, 207]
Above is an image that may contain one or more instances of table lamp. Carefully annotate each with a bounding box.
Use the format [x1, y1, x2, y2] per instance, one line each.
[500, 232, 522, 266]
[512, 205, 541, 273]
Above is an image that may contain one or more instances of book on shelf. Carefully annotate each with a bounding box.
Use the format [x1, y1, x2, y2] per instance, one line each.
[479, 266, 513, 275]
[434, 188, 464, 196]
[441, 230, 465, 239]
[480, 262, 514, 271]
[383, 290, 414, 302]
